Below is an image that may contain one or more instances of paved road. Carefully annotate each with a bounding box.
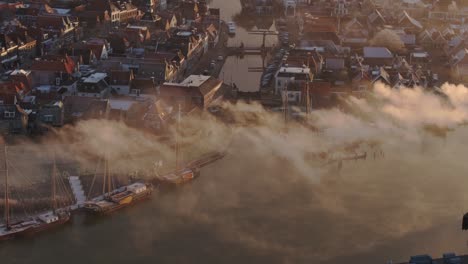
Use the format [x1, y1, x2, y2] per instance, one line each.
[190, 23, 230, 78]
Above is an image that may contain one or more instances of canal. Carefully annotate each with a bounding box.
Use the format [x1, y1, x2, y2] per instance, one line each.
[209, 0, 279, 92]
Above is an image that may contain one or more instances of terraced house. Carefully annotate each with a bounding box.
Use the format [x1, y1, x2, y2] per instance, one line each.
[86, 0, 140, 26]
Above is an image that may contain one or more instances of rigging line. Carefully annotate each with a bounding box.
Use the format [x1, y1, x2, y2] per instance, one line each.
[4, 155, 39, 190]
[60, 171, 74, 206]
[6, 160, 42, 202]
[9, 186, 31, 218]
[101, 156, 107, 196]
[110, 163, 115, 192]
[56, 171, 72, 207]
[58, 171, 73, 205]
[8, 167, 36, 193]
[87, 158, 102, 200]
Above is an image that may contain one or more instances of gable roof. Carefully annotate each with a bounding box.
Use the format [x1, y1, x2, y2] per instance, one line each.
[352, 69, 371, 83]
[344, 18, 364, 32]
[418, 29, 433, 42]
[363, 47, 393, 58]
[372, 67, 391, 84]
[206, 23, 218, 38]
[399, 11, 423, 30]
[368, 9, 386, 24]
[451, 48, 468, 66]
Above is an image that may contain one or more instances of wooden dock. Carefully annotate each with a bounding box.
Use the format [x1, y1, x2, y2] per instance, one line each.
[185, 151, 226, 169]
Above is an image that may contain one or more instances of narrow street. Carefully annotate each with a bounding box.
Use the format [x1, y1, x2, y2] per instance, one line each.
[189, 23, 230, 78]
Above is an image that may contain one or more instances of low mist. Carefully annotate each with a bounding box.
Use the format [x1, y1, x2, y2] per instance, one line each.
[3, 82, 468, 262]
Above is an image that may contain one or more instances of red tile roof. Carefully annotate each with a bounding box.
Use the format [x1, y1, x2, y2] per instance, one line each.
[37, 15, 68, 30]
[311, 81, 332, 97]
[31, 55, 76, 74]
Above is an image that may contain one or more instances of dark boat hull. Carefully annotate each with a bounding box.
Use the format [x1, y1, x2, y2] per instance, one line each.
[0, 221, 38, 241]
[19, 216, 71, 237]
[462, 212, 468, 230]
[0, 231, 19, 241]
[84, 189, 153, 216]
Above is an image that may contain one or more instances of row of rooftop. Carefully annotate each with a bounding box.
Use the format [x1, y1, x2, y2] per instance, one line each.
[0, 0, 228, 135]
[261, 0, 468, 109]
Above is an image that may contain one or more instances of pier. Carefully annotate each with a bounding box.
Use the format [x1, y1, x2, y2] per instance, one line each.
[68, 175, 86, 210]
[185, 151, 226, 169]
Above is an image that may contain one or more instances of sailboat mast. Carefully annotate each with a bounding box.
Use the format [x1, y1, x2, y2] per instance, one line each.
[102, 156, 106, 196]
[283, 83, 288, 127]
[107, 155, 111, 195]
[52, 152, 57, 212]
[306, 52, 311, 115]
[306, 78, 310, 115]
[4, 146, 9, 228]
[175, 103, 181, 170]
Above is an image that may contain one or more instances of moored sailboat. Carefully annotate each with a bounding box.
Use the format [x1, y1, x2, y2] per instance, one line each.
[83, 156, 153, 216]
[0, 148, 71, 240]
[19, 153, 71, 236]
[0, 147, 35, 240]
[157, 104, 198, 186]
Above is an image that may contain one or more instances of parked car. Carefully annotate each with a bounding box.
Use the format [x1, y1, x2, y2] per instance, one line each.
[227, 22, 236, 35]
[409, 255, 432, 264]
[443, 253, 461, 264]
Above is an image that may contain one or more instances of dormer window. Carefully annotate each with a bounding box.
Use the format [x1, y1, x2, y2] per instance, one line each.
[4, 111, 15, 118]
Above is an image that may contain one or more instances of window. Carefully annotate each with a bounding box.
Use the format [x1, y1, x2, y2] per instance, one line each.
[43, 115, 53, 122]
[131, 89, 141, 96]
[277, 80, 282, 86]
[4, 111, 15, 118]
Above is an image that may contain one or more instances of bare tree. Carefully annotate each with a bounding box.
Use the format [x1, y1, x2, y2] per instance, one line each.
[370, 29, 406, 53]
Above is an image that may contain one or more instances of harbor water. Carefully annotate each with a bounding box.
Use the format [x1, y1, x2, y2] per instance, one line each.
[2, 129, 468, 264]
